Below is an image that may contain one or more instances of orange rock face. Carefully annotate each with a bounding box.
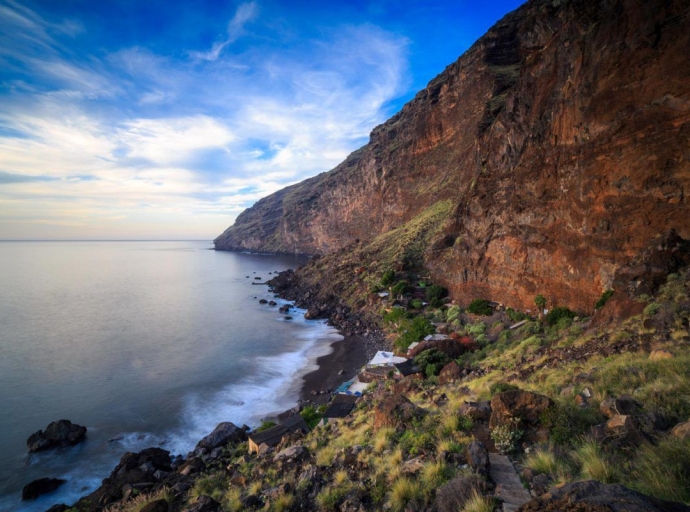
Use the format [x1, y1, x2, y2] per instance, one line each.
[215, 0, 690, 312]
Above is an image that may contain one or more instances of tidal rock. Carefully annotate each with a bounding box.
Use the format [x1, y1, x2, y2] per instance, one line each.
[195, 422, 246, 451]
[304, 307, 322, 319]
[27, 420, 87, 453]
[22, 478, 65, 500]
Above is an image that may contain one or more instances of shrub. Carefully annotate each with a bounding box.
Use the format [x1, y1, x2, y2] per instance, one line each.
[467, 299, 493, 316]
[462, 491, 496, 512]
[595, 289, 615, 309]
[525, 449, 570, 480]
[505, 307, 527, 323]
[255, 420, 276, 432]
[626, 437, 690, 503]
[411, 299, 424, 309]
[643, 302, 660, 316]
[489, 382, 519, 395]
[574, 441, 617, 483]
[384, 307, 409, 324]
[381, 269, 396, 286]
[434, 475, 488, 512]
[317, 485, 350, 511]
[446, 305, 461, 323]
[392, 280, 409, 297]
[399, 429, 435, 455]
[396, 315, 435, 350]
[467, 321, 486, 336]
[534, 294, 547, 311]
[426, 284, 448, 304]
[545, 306, 576, 326]
[414, 348, 450, 377]
[389, 478, 423, 512]
[539, 402, 604, 446]
[490, 418, 523, 454]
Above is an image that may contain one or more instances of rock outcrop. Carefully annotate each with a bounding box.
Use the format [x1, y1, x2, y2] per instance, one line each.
[21, 478, 65, 501]
[27, 419, 87, 453]
[215, 0, 690, 314]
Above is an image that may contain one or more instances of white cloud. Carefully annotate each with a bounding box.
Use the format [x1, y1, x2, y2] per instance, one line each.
[190, 2, 258, 62]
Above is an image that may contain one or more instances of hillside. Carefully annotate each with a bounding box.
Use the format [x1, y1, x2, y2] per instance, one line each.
[215, 0, 690, 314]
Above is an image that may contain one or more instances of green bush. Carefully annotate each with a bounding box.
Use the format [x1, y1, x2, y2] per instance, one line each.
[411, 299, 424, 309]
[539, 403, 605, 446]
[426, 284, 447, 302]
[396, 316, 435, 350]
[643, 302, 660, 317]
[595, 289, 614, 309]
[381, 269, 396, 286]
[384, 307, 409, 324]
[392, 280, 410, 297]
[505, 307, 527, 323]
[489, 382, 519, 395]
[255, 420, 276, 432]
[534, 294, 547, 311]
[467, 299, 493, 316]
[545, 306, 576, 326]
[301, 405, 326, 429]
[446, 305, 461, 323]
[414, 348, 449, 377]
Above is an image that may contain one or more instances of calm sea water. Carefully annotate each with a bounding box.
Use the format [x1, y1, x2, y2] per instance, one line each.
[0, 241, 339, 511]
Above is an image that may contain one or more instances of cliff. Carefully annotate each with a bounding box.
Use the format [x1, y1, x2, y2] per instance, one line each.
[215, 0, 690, 313]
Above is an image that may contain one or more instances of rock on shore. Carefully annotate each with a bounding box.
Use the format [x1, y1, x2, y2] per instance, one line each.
[27, 420, 87, 453]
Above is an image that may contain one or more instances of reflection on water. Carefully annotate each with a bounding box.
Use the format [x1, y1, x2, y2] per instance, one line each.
[0, 241, 331, 511]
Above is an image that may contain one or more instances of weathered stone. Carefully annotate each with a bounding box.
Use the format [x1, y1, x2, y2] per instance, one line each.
[434, 475, 489, 512]
[195, 422, 246, 451]
[401, 456, 425, 475]
[600, 396, 643, 419]
[459, 400, 492, 421]
[464, 440, 489, 477]
[140, 499, 169, 512]
[22, 478, 65, 500]
[518, 480, 690, 511]
[671, 419, 690, 440]
[531, 473, 551, 496]
[373, 393, 426, 430]
[438, 361, 463, 384]
[182, 496, 222, 512]
[273, 445, 307, 462]
[304, 307, 321, 319]
[27, 420, 87, 452]
[649, 349, 674, 360]
[489, 390, 554, 430]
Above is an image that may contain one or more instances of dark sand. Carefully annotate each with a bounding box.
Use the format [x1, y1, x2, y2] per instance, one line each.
[300, 335, 370, 405]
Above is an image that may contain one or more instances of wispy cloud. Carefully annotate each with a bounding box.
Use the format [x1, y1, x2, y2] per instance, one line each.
[0, 1, 410, 239]
[190, 2, 258, 62]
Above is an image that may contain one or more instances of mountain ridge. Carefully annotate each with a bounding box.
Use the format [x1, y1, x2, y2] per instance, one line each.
[215, 0, 690, 313]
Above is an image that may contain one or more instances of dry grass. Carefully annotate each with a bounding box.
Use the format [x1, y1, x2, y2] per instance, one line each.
[271, 492, 294, 512]
[388, 477, 423, 512]
[105, 487, 171, 512]
[573, 441, 616, 483]
[462, 490, 495, 512]
[316, 445, 337, 466]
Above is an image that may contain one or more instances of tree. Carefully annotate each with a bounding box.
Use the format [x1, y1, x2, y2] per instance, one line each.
[534, 295, 546, 317]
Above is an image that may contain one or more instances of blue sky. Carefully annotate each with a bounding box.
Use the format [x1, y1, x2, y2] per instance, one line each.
[0, 0, 523, 240]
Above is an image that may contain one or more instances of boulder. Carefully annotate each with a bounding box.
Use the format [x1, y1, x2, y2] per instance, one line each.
[671, 419, 690, 440]
[464, 440, 489, 476]
[489, 390, 554, 430]
[459, 401, 492, 421]
[599, 395, 643, 419]
[517, 480, 690, 512]
[435, 475, 489, 512]
[182, 496, 223, 512]
[22, 478, 65, 500]
[409, 339, 468, 359]
[401, 456, 425, 475]
[195, 422, 246, 451]
[273, 445, 307, 463]
[304, 307, 322, 319]
[373, 394, 426, 430]
[649, 349, 674, 360]
[27, 420, 87, 452]
[438, 361, 463, 384]
[140, 499, 170, 512]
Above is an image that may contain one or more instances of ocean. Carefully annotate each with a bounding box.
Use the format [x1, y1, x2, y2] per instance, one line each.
[0, 241, 339, 511]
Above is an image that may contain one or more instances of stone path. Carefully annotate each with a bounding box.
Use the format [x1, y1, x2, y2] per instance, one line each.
[489, 452, 532, 512]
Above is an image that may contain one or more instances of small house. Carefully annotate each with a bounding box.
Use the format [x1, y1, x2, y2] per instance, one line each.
[281, 414, 310, 435]
[248, 425, 288, 454]
[319, 394, 358, 426]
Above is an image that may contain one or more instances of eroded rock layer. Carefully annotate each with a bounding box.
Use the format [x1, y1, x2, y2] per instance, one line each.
[215, 0, 690, 312]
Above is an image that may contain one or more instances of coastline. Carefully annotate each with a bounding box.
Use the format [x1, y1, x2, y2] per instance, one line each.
[298, 334, 371, 405]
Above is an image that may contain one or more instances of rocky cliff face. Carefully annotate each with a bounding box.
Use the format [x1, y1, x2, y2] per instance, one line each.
[215, 0, 690, 313]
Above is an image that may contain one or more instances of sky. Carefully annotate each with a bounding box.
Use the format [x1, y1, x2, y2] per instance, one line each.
[0, 0, 524, 240]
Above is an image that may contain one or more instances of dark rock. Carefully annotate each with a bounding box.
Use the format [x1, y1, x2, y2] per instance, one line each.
[435, 474, 489, 512]
[27, 420, 87, 452]
[517, 480, 690, 512]
[182, 495, 223, 512]
[304, 307, 322, 319]
[268, 300, 277, 306]
[22, 478, 66, 500]
[278, 304, 291, 313]
[464, 440, 489, 476]
[600, 395, 643, 419]
[490, 390, 554, 430]
[373, 393, 426, 430]
[140, 499, 169, 512]
[195, 422, 246, 451]
[241, 495, 264, 509]
[259, 299, 268, 304]
[460, 400, 492, 421]
[531, 473, 551, 496]
[284, 316, 292, 320]
[45, 505, 69, 512]
[438, 361, 463, 384]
